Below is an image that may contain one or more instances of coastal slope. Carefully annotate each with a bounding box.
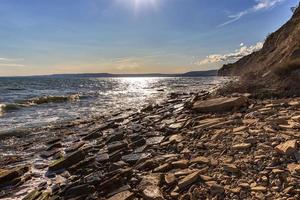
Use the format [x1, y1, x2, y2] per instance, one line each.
[218, 2, 300, 76]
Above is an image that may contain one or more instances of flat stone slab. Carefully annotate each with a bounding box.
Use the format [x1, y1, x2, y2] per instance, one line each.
[275, 140, 298, 155]
[192, 97, 248, 113]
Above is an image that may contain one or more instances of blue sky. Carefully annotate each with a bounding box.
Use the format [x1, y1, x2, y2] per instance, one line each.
[0, 0, 298, 76]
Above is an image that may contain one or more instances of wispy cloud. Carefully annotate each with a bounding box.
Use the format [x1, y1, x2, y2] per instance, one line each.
[219, 0, 286, 27]
[113, 57, 141, 71]
[194, 42, 263, 65]
[0, 57, 25, 67]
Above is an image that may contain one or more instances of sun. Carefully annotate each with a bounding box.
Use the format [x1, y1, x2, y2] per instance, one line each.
[116, 0, 160, 12]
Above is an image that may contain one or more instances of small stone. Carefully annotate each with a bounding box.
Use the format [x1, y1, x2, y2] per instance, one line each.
[206, 181, 224, 195]
[22, 189, 42, 200]
[199, 175, 214, 182]
[251, 186, 267, 192]
[190, 156, 210, 165]
[239, 183, 250, 188]
[153, 163, 171, 173]
[107, 141, 128, 153]
[272, 169, 285, 174]
[142, 185, 165, 200]
[275, 140, 298, 155]
[64, 184, 95, 198]
[223, 164, 239, 173]
[178, 171, 200, 190]
[169, 134, 184, 143]
[232, 143, 251, 150]
[48, 150, 85, 171]
[287, 163, 300, 174]
[107, 190, 134, 200]
[292, 115, 300, 122]
[0, 165, 30, 186]
[233, 126, 247, 133]
[164, 173, 177, 185]
[146, 136, 165, 145]
[172, 160, 189, 169]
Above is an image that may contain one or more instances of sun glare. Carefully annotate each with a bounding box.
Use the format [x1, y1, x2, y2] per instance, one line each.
[116, 0, 159, 12]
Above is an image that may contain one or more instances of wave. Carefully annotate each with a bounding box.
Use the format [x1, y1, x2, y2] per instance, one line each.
[23, 94, 80, 105]
[0, 94, 80, 115]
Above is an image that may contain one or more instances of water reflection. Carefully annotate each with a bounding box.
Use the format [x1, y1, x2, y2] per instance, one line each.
[0, 77, 230, 132]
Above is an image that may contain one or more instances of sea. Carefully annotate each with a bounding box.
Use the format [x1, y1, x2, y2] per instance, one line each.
[0, 76, 230, 134]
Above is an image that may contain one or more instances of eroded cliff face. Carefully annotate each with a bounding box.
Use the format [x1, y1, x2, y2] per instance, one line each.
[218, 3, 300, 76]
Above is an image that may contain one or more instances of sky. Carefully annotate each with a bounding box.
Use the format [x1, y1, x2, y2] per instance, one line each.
[0, 0, 298, 76]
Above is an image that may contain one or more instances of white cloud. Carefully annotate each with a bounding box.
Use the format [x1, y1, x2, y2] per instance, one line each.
[195, 42, 263, 65]
[0, 57, 25, 67]
[219, 0, 286, 27]
[113, 57, 141, 71]
[0, 63, 25, 67]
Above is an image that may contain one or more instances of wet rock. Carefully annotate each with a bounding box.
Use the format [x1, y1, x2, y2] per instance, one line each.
[40, 149, 61, 159]
[65, 141, 85, 153]
[36, 192, 50, 200]
[192, 96, 248, 113]
[64, 184, 95, 198]
[22, 189, 42, 200]
[46, 142, 63, 151]
[0, 165, 30, 187]
[275, 140, 298, 155]
[177, 171, 200, 190]
[48, 150, 85, 171]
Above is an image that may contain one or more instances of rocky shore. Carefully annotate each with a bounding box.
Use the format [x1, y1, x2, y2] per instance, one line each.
[1, 91, 300, 200]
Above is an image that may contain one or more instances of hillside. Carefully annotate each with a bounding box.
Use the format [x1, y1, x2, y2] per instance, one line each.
[218, 2, 300, 97]
[218, 3, 300, 76]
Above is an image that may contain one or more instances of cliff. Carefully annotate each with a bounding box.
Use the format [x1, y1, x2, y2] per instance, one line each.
[218, 3, 300, 76]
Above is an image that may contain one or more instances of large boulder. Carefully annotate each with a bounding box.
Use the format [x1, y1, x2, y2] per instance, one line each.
[192, 96, 248, 113]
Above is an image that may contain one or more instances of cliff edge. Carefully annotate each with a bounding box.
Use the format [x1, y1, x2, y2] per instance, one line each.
[218, 3, 300, 97]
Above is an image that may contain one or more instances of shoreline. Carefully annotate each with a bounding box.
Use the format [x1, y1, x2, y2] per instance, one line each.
[1, 90, 300, 199]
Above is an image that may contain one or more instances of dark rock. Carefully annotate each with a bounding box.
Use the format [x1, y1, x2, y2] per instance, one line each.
[22, 189, 42, 200]
[122, 153, 151, 165]
[107, 141, 128, 153]
[48, 150, 85, 171]
[0, 165, 30, 187]
[64, 184, 95, 198]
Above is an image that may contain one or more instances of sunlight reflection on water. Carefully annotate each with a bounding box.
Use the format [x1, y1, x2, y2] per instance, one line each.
[0, 77, 230, 133]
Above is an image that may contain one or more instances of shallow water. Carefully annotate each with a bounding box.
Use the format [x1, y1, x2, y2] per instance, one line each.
[0, 76, 229, 134]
